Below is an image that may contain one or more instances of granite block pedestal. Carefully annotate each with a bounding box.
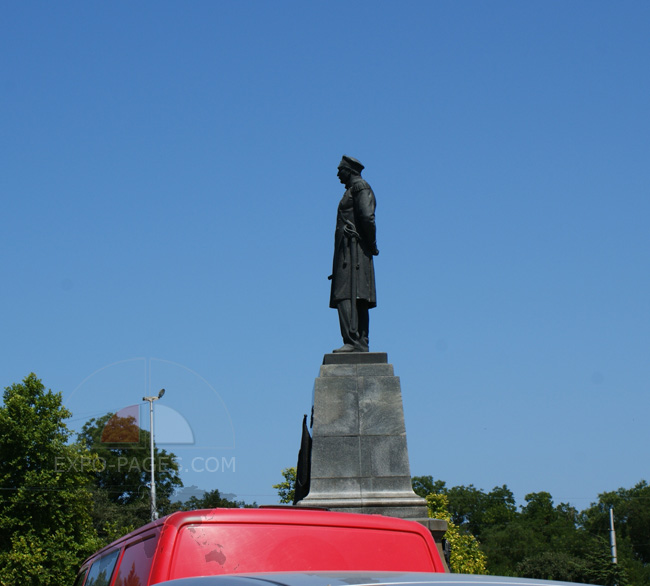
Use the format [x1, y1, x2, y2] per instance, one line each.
[297, 351, 447, 563]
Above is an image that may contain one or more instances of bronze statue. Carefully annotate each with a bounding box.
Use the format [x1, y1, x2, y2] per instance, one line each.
[329, 155, 378, 353]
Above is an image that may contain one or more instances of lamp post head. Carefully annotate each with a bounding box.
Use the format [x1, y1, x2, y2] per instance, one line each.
[143, 389, 165, 403]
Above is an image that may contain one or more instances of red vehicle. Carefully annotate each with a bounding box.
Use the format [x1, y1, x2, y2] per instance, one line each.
[74, 507, 446, 586]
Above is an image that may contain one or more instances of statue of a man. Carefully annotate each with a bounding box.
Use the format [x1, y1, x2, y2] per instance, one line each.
[329, 155, 379, 353]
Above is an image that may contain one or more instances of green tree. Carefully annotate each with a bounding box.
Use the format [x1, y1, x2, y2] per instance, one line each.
[581, 538, 629, 586]
[482, 485, 518, 528]
[481, 491, 624, 584]
[273, 467, 296, 504]
[445, 484, 517, 539]
[515, 542, 626, 586]
[581, 482, 650, 585]
[412, 475, 447, 498]
[0, 374, 99, 586]
[516, 550, 590, 582]
[78, 412, 183, 539]
[414, 477, 627, 584]
[425, 493, 487, 574]
[412, 478, 517, 541]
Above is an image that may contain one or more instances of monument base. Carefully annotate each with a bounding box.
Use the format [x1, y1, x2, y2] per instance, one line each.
[297, 351, 448, 568]
[297, 351, 441, 516]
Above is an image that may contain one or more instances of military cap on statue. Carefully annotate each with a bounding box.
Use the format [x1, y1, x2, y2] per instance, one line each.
[339, 155, 365, 173]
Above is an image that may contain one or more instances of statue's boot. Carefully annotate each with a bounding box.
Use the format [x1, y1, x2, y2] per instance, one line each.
[332, 343, 368, 353]
[332, 344, 356, 353]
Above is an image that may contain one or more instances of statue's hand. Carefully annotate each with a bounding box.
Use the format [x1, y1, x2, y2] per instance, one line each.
[343, 221, 360, 240]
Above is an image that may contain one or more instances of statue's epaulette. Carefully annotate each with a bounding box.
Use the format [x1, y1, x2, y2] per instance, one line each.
[350, 179, 371, 193]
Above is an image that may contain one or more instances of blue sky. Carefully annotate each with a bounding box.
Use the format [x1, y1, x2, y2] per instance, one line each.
[2, 1, 649, 510]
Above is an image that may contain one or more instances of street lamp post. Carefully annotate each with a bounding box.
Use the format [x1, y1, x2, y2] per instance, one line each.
[142, 388, 165, 522]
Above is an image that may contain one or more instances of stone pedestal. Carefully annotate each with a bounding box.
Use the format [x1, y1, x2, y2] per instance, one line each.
[296, 351, 448, 570]
[298, 352, 428, 518]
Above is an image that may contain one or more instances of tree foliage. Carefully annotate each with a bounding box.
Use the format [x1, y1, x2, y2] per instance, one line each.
[425, 493, 487, 574]
[581, 481, 650, 585]
[413, 476, 631, 585]
[77, 412, 183, 539]
[412, 475, 446, 498]
[273, 467, 296, 504]
[0, 372, 252, 586]
[0, 374, 99, 586]
[491, 492, 623, 585]
[78, 413, 182, 506]
[413, 476, 517, 540]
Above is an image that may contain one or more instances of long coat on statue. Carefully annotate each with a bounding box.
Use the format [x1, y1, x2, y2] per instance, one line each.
[329, 177, 378, 309]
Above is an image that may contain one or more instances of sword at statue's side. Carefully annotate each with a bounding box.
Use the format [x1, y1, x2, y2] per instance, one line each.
[343, 220, 361, 337]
